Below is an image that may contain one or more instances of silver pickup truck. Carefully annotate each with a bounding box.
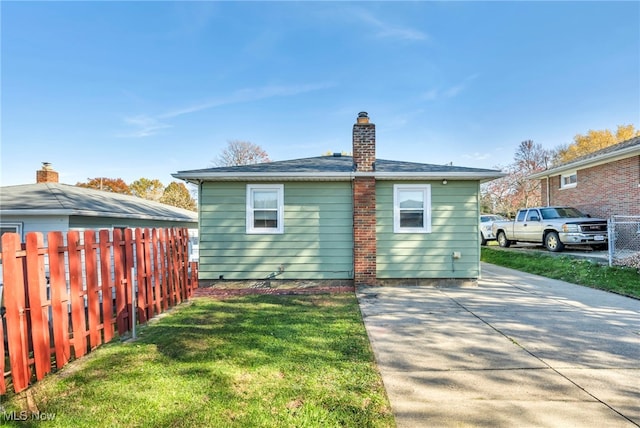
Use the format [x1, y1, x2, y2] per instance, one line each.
[491, 206, 608, 252]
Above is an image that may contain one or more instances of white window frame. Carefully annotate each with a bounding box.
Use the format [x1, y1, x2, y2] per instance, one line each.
[0, 222, 23, 251]
[393, 184, 431, 234]
[560, 171, 577, 189]
[246, 184, 284, 234]
[0, 222, 23, 238]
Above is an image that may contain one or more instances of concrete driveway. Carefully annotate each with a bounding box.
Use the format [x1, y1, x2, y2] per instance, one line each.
[357, 263, 640, 427]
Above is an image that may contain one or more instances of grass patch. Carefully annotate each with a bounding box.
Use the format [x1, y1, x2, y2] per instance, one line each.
[1, 294, 394, 427]
[482, 247, 640, 298]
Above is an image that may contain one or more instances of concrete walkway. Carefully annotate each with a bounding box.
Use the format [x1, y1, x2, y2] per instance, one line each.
[357, 263, 640, 427]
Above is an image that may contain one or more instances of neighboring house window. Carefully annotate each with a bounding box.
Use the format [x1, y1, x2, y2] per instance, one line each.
[246, 184, 284, 234]
[393, 184, 431, 233]
[560, 172, 577, 189]
[0, 222, 23, 252]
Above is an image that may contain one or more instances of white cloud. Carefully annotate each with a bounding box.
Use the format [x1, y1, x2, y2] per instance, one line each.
[121, 82, 334, 138]
[353, 9, 428, 41]
[423, 74, 479, 101]
[463, 152, 491, 161]
[119, 115, 172, 138]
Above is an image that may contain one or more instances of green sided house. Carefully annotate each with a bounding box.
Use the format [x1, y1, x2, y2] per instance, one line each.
[173, 112, 503, 286]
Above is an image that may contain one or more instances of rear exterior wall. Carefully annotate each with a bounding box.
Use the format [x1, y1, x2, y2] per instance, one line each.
[198, 181, 354, 280]
[376, 180, 481, 279]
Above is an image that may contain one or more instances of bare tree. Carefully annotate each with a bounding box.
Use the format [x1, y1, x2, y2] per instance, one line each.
[213, 140, 270, 166]
[482, 140, 550, 215]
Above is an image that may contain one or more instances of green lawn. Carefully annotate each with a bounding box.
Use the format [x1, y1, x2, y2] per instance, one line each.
[1, 294, 394, 427]
[482, 247, 640, 298]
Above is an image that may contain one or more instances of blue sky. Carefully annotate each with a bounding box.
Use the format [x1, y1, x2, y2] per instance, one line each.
[2, 1, 639, 187]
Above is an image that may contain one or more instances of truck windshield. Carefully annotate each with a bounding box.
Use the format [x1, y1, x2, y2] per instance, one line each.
[539, 207, 586, 219]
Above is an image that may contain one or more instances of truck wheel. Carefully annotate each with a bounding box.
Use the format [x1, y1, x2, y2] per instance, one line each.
[481, 232, 487, 246]
[497, 231, 510, 248]
[545, 231, 565, 252]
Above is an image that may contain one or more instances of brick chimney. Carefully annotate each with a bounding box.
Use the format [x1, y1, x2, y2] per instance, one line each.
[352, 112, 377, 286]
[353, 112, 375, 172]
[36, 162, 59, 183]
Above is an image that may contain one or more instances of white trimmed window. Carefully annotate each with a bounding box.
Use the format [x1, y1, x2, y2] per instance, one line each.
[246, 184, 284, 234]
[560, 172, 577, 189]
[393, 184, 431, 233]
[0, 222, 23, 252]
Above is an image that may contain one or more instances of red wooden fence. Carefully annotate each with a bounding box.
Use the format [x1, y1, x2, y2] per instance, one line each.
[0, 227, 198, 394]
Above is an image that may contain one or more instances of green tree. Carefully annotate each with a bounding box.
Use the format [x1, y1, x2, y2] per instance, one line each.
[213, 140, 270, 166]
[160, 182, 197, 211]
[553, 124, 640, 164]
[130, 178, 164, 201]
[76, 177, 132, 195]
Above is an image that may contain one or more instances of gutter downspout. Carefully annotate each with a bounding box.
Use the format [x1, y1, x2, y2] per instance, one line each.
[546, 176, 550, 206]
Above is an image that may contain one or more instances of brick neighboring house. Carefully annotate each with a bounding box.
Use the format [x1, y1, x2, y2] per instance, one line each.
[529, 136, 640, 218]
[173, 112, 504, 286]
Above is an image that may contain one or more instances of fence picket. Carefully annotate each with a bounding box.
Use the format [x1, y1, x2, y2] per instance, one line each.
[143, 229, 154, 320]
[152, 229, 162, 315]
[159, 229, 170, 310]
[124, 229, 135, 331]
[134, 228, 147, 324]
[84, 230, 101, 351]
[48, 231, 70, 369]
[67, 231, 87, 358]
[99, 230, 115, 343]
[25, 232, 51, 380]
[113, 228, 127, 335]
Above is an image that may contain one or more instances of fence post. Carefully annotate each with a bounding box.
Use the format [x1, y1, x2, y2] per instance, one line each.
[131, 267, 137, 340]
[2, 233, 31, 392]
[608, 217, 614, 267]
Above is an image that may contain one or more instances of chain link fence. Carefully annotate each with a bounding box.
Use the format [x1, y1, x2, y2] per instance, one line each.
[608, 215, 640, 269]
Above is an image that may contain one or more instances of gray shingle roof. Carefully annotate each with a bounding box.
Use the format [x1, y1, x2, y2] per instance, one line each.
[0, 183, 197, 222]
[174, 155, 503, 181]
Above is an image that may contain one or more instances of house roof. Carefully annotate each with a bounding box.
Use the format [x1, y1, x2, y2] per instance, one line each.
[173, 155, 504, 182]
[0, 183, 198, 223]
[529, 136, 640, 179]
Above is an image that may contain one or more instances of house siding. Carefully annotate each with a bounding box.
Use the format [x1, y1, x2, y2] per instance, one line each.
[543, 155, 640, 218]
[69, 216, 196, 230]
[0, 215, 69, 244]
[199, 181, 353, 280]
[376, 180, 480, 279]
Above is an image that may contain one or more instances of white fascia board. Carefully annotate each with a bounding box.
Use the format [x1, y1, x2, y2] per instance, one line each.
[172, 172, 353, 182]
[373, 172, 506, 181]
[529, 146, 640, 179]
[173, 171, 505, 182]
[1, 209, 196, 223]
[0, 209, 74, 216]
